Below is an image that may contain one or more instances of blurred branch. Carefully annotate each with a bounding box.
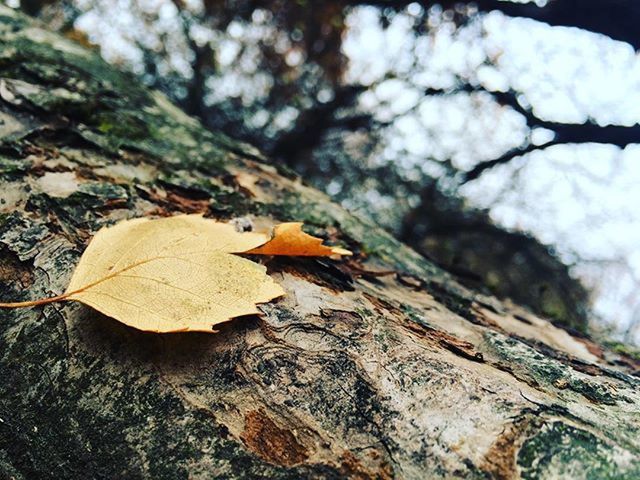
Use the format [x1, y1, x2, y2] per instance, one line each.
[422, 84, 640, 182]
[269, 85, 369, 163]
[462, 121, 640, 183]
[173, 1, 213, 119]
[462, 140, 557, 182]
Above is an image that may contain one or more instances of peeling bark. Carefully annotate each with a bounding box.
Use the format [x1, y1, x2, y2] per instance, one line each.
[0, 7, 639, 480]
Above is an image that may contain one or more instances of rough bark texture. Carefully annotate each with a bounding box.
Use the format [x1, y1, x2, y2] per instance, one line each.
[0, 7, 639, 480]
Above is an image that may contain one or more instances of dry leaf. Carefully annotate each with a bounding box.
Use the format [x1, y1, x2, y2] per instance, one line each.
[0, 215, 352, 333]
[63, 215, 284, 333]
[246, 222, 352, 257]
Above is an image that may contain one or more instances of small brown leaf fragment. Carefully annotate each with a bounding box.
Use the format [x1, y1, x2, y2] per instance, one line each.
[246, 222, 352, 257]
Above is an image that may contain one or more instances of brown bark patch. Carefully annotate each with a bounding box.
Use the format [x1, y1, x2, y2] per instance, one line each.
[136, 185, 210, 214]
[339, 451, 394, 480]
[576, 337, 605, 359]
[164, 188, 211, 213]
[470, 303, 501, 328]
[363, 292, 400, 316]
[321, 308, 364, 333]
[396, 273, 423, 290]
[339, 259, 395, 279]
[435, 331, 485, 362]
[240, 409, 309, 466]
[481, 416, 536, 480]
[0, 247, 34, 288]
[405, 322, 484, 362]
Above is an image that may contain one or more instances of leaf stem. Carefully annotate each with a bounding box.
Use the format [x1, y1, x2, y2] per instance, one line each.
[0, 293, 70, 308]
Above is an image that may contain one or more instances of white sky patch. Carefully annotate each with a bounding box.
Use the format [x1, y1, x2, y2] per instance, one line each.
[482, 12, 640, 125]
[75, 0, 190, 76]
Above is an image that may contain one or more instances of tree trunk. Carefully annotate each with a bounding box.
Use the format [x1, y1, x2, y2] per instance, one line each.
[0, 7, 638, 479]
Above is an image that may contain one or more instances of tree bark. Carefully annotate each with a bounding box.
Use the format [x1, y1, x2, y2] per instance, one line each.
[0, 7, 638, 480]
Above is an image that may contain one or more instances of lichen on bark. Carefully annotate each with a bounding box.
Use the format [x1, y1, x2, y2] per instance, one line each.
[0, 6, 638, 480]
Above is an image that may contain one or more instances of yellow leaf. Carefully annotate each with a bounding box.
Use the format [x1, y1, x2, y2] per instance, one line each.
[246, 222, 352, 257]
[63, 215, 284, 333]
[0, 215, 352, 333]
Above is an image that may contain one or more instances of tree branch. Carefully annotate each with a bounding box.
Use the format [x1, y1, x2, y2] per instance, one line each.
[462, 140, 558, 183]
[423, 84, 640, 181]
